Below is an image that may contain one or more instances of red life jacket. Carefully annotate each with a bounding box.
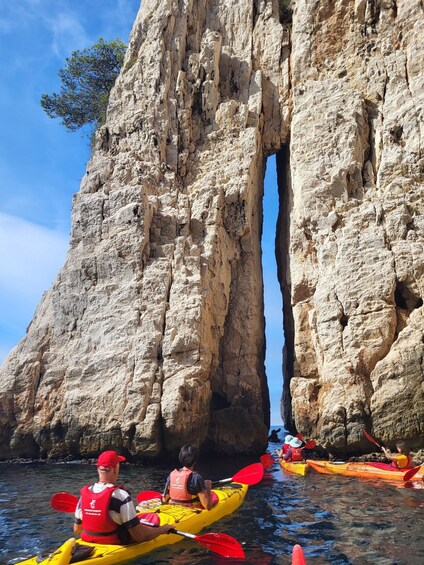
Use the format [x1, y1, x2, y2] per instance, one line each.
[169, 468, 199, 505]
[290, 447, 304, 462]
[80, 485, 121, 545]
[282, 443, 290, 455]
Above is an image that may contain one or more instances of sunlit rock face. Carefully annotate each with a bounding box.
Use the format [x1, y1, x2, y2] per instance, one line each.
[0, 0, 290, 459]
[283, 0, 424, 451]
[0, 0, 423, 460]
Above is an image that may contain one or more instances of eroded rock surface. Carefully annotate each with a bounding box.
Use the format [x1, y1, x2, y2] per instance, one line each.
[0, 0, 423, 459]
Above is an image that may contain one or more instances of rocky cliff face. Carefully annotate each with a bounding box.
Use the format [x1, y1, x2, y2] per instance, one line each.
[0, 0, 423, 460]
[283, 0, 424, 451]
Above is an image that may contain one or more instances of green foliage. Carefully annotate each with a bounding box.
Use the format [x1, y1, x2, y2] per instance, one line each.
[41, 37, 127, 133]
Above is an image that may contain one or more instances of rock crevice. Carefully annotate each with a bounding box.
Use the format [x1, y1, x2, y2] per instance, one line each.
[0, 0, 423, 459]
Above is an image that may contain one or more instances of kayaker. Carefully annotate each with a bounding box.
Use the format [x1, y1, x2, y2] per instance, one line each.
[162, 444, 216, 510]
[382, 441, 414, 469]
[281, 436, 305, 462]
[74, 450, 173, 544]
[268, 428, 281, 442]
[276, 434, 294, 459]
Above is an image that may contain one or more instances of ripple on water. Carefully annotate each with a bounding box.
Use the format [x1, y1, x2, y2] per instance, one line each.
[1, 460, 424, 564]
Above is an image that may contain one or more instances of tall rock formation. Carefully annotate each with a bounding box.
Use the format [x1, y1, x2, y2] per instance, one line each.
[283, 0, 424, 451]
[0, 0, 423, 459]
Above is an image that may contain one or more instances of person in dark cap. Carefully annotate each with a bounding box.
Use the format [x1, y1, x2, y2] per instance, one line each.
[162, 444, 216, 510]
[74, 450, 172, 544]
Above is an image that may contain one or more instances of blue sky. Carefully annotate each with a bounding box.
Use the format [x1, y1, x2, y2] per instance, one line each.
[0, 0, 284, 425]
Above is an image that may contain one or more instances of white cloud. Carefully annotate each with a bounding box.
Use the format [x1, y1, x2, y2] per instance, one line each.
[0, 213, 68, 364]
[49, 12, 89, 57]
[0, 213, 68, 301]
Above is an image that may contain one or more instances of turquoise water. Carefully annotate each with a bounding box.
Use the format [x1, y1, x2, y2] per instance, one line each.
[1, 433, 423, 564]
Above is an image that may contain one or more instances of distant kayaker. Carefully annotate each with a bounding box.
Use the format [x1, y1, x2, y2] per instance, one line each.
[280, 436, 305, 462]
[162, 444, 216, 510]
[276, 434, 294, 459]
[268, 428, 281, 442]
[382, 441, 414, 469]
[74, 450, 173, 544]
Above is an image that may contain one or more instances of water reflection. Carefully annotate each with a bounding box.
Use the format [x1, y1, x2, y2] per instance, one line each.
[1, 458, 423, 564]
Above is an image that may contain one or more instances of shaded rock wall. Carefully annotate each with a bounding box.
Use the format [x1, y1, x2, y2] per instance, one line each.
[0, 0, 423, 459]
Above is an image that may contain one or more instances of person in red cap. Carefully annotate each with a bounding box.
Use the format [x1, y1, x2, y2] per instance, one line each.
[74, 450, 173, 544]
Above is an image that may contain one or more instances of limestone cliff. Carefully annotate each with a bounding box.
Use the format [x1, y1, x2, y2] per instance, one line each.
[283, 0, 424, 451]
[0, 0, 423, 459]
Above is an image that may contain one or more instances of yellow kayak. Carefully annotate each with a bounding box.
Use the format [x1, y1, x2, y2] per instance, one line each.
[16, 484, 247, 565]
[279, 459, 309, 476]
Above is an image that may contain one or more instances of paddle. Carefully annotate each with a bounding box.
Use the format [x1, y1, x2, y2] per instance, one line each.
[363, 428, 384, 450]
[54, 463, 263, 515]
[136, 463, 264, 505]
[136, 490, 162, 504]
[51, 491, 162, 511]
[51, 492, 79, 513]
[50, 493, 243, 558]
[139, 519, 245, 558]
[211, 462, 264, 486]
[136, 490, 162, 503]
[260, 454, 274, 469]
[403, 463, 424, 482]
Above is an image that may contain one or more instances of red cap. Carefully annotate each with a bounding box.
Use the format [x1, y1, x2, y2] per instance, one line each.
[96, 450, 126, 469]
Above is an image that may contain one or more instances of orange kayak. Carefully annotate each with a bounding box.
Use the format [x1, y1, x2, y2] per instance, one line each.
[306, 460, 424, 481]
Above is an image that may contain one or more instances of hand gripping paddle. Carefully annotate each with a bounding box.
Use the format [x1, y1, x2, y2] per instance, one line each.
[50, 493, 244, 558]
[136, 462, 265, 505]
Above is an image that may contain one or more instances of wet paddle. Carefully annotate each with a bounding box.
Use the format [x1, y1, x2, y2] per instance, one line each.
[403, 463, 424, 482]
[211, 462, 264, 486]
[136, 490, 162, 504]
[136, 463, 264, 505]
[363, 428, 384, 450]
[50, 492, 79, 513]
[53, 462, 264, 513]
[51, 491, 162, 511]
[139, 520, 245, 558]
[260, 454, 274, 469]
[50, 493, 242, 558]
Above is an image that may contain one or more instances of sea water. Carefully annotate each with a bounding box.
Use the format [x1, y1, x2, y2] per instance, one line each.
[1, 427, 423, 564]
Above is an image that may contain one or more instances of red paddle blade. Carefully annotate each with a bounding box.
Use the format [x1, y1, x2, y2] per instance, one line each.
[363, 428, 381, 449]
[292, 544, 306, 565]
[50, 492, 78, 513]
[403, 465, 422, 482]
[136, 490, 162, 504]
[195, 532, 245, 558]
[260, 454, 274, 469]
[304, 440, 316, 449]
[232, 462, 264, 485]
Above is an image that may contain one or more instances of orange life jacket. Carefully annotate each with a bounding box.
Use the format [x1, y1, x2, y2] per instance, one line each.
[169, 467, 199, 505]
